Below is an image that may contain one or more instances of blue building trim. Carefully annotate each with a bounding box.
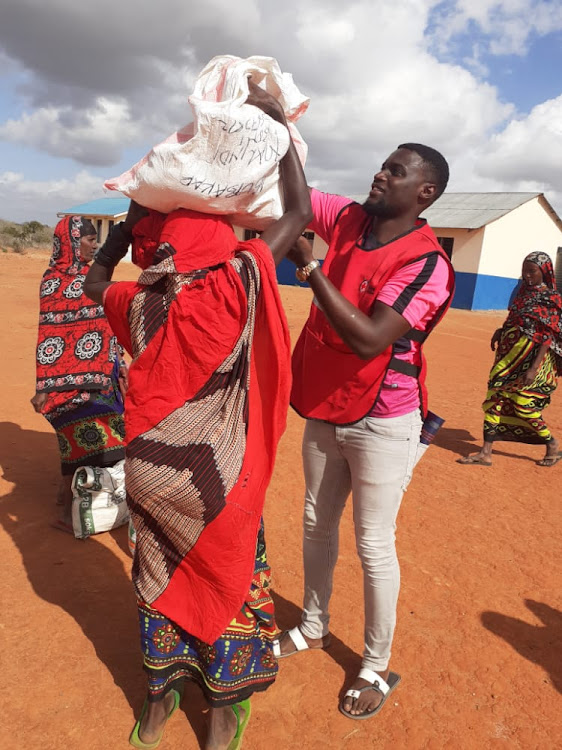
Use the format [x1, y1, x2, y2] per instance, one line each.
[451, 272, 478, 309]
[61, 196, 130, 216]
[277, 262, 521, 312]
[473, 274, 520, 310]
[452, 272, 520, 310]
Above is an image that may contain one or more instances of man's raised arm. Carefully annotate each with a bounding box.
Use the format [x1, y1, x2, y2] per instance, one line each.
[83, 201, 148, 304]
[248, 81, 312, 264]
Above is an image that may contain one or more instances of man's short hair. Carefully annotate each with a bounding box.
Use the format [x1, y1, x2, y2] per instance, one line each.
[398, 143, 449, 201]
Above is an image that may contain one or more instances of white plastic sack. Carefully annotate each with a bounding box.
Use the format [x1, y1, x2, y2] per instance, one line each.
[71, 460, 129, 539]
[105, 55, 309, 230]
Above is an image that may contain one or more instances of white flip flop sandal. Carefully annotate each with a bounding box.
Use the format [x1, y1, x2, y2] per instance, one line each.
[339, 668, 401, 720]
[272, 626, 331, 659]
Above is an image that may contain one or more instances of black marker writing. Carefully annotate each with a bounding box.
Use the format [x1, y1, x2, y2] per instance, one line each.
[179, 176, 266, 198]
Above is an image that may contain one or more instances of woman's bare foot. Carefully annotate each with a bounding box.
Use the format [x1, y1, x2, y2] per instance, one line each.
[545, 437, 559, 457]
[538, 438, 562, 466]
[138, 690, 176, 745]
[341, 669, 390, 716]
[457, 452, 492, 466]
[206, 704, 243, 750]
[457, 442, 493, 466]
[56, 474, 74, 517]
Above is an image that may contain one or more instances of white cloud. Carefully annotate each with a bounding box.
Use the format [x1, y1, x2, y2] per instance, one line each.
[437, 93, 562, 214]
[0, 97, 141, 165]
[296, 10, 356, 47]
[0, 0, 561, 221]
[430, 0, 562, 57]
[0, 170, 105, 223]
[479, 95, 562, 183]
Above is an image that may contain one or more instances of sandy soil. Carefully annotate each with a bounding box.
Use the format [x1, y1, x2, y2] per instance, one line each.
[1, 252, 560, 749]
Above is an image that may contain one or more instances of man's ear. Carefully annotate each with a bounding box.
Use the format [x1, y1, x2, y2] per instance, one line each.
[419, 183, 437, 204]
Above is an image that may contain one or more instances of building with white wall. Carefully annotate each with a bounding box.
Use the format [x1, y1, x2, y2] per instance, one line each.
[60, 192, 562, 311]
[421, 193, 562, 309]
[58, 197, 129, 243]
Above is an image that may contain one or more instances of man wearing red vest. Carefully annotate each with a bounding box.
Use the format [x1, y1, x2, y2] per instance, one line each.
[273, 144, 455, 720]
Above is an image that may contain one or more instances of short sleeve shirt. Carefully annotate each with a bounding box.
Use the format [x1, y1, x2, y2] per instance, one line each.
[309, 188, 451, 417]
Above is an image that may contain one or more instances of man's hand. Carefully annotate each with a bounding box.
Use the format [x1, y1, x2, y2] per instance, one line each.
[30, 392, 48, 413]
[246, 78, 285, 122]
[249, 75, 311, 265]
[287, 236, 314, 267]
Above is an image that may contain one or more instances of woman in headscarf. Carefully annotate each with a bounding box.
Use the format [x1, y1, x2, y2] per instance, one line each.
[459, 251, 562, 467]
[31, 216, 127, 532]
[84, 81, 311, 750]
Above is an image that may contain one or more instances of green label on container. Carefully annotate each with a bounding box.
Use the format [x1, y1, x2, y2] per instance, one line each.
[78, 491, 95, 538]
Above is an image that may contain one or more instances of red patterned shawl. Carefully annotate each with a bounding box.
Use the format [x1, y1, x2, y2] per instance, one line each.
[505, 251, 562, 360]
[131, 209, 166, 270]
[36, 216, 118, 414]
[103, 209, 291, 644]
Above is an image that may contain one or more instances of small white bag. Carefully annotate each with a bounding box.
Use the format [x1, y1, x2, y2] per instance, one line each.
[71, 460, 129, 539]
[105, 55, 309, 230]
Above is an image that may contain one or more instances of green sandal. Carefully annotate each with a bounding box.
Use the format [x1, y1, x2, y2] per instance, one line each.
[227, 699, 252, 750]
[129, 688, 181, 749]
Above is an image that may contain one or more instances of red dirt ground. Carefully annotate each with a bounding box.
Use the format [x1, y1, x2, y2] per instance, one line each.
[1, 252, 560, 749]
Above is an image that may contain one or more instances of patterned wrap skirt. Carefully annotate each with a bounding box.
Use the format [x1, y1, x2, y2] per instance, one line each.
[47, 362, 126, 475]
[483, 327, 558, 444]
[138, 522, 279, 706]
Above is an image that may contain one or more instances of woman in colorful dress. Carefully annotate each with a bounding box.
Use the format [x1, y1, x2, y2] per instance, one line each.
[31, 216, 127, 532]
[84, 81, 311, 750]
[458, 251, 562, 467]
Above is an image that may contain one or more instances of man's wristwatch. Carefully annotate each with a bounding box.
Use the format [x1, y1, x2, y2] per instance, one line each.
[296, 259, 320, 283]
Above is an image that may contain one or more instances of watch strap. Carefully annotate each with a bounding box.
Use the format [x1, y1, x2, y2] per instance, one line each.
[296, 259, 320, 282]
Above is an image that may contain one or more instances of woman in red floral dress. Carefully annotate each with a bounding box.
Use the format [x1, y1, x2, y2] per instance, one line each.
[31, 215, 126, 531]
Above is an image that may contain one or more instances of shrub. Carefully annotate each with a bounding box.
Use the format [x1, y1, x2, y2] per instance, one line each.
[0, 218, 54, 252]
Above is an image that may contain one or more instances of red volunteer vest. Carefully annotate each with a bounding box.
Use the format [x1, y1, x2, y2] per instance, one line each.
[291, 203, 455, 425]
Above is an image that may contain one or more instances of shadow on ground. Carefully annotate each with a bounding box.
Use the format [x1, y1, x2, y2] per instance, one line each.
[0, 421, 208, 747]
[0, 422, 143, 709]
[434, 427, 477, 455]
[481, 599, 562, 694]
[435, 427, 546, 464]
[271, 589, 362, 703]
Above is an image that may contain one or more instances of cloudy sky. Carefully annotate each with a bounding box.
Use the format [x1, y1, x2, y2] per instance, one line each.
[0, 0, 561, 224]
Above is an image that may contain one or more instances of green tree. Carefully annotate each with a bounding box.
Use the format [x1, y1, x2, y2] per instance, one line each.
[22, 220, 45, 235]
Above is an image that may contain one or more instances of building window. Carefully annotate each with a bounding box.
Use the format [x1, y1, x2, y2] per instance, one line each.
[437, 236, 454, 259]
[108, 220, 115, 232]
[96, 219, 102, 242]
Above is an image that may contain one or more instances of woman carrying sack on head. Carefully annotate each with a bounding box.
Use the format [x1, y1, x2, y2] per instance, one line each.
[84, 80, 312, 750]
[31, 216, 127, 533]
[458, 251, 562, 467]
